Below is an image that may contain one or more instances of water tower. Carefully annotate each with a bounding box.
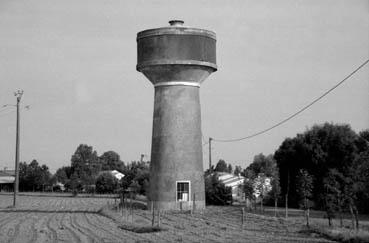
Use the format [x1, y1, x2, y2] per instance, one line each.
[136, 20, 217, 210]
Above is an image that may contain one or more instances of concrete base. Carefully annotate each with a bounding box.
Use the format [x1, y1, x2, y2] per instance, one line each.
[147, 200, 206, 211]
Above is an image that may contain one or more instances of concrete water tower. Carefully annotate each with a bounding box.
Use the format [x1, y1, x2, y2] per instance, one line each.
[136, 20, 217, 210]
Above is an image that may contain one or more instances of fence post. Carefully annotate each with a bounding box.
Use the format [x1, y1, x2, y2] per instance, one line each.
[130, 191, 133, 222]
[157, 209, 161, 227]
[152, 202, 155, 226]
[192, 193, 196, 214]
[241, 207, 245, 227]
[116, 197, 118, 212]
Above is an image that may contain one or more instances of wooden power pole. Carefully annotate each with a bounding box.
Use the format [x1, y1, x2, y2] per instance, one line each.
[13, 90, 23, 207]
[209, 137, 212, 171]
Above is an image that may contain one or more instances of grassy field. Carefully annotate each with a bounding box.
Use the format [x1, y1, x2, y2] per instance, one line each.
[0, 193, 344, 242]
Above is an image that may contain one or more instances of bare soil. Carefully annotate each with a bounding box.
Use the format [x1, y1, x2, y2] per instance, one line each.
[0, 194, 334, 242]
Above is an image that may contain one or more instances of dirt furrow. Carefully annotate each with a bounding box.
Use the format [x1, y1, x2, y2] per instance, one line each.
[50, 212, 68, 242]
[130, 211, 174, 242]
[134, 210, 215, 243]
[44, 213, 58, 242]
[96, 211, 156, 242]
[27, 213, 49, 243]
[0, 213, 28, 242]
[161, 213, 225, 243]
[72, 213, 102, 242]
[165, 212, 249, 242]
[0, 213, 17, 230]
[6, 213, 33, 243]
[84, 213, 128, 242]
[0, 217, 16, 242]
[60, 213, 83, 243]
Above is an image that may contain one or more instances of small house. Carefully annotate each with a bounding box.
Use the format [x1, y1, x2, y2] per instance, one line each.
[0, 168, 15, 192]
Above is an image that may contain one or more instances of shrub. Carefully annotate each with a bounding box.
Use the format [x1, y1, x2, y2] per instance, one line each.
[205, 174, 232, 205]
[96, 172, 119, 193]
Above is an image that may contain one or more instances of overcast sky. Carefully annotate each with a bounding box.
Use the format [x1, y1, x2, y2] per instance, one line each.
[1, 0, 368, 173]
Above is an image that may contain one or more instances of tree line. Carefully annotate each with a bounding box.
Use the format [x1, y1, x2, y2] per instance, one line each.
[275, 123, 369, 228]
[207, 123, 369, 229]
[14, 122, 369, 229]
[18, 145, 149, 194]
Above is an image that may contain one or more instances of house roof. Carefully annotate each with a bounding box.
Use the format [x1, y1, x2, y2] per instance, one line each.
[0, 176, 14, 184]
[217, 172, 245, 188]
[0, 170, 15, 184]
[0, 170, 15, 177]
[99, 170, 125, 180]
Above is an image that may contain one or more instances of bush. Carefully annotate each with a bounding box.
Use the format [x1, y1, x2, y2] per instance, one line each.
[205, 174, 232, 205]
[96, 172, 118, 193]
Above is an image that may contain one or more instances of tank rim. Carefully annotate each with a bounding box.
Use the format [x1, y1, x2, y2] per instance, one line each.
[137, 27, 216, 40]
[136, 60, 217, 72]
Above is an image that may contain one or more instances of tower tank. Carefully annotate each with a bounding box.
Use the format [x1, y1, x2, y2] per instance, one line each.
[136, 20, 217, 210]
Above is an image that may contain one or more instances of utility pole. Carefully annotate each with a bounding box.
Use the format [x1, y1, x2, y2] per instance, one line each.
[208, 137, 212, 171]
[285, 169, 290, 219]
[140, 154, 144, 163]
[13, 90, 23, 207]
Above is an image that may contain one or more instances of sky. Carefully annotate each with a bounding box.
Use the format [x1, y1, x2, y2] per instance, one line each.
[0, 0, 368, 173]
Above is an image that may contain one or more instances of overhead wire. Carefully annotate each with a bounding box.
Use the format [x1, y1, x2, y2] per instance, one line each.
[212, 59, 369, 143]
[0, 110, 16, 117]
[0, 105, 14, 113]
[0, 106, 30, 118]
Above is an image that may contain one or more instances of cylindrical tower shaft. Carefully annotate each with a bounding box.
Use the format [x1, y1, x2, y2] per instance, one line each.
[150, 85, 205, 209]
[136, 20, 217, 210]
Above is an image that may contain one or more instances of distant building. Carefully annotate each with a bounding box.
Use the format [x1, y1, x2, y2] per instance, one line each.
[217, 172, 245, 200]
[0, 168, 15, 192]
[252, 175, 272, 199]
[99, 170, 125, 180]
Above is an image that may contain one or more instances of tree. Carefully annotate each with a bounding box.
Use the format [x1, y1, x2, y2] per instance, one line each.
[69, 172, 82, 194]
[121, 161, 149, 195]
[99, 151, 125, 171]
[275, 123, 361, 209]
[18, 160, 51, 191]
[296, 169, 313, 227]
[70, 144, 100, 187]
[234, 165, 242, 176]
[243, 179, 254, 211]
[354, 149, 369, 214]
[270, 171, 281, 217]
[246, 154, 276, 178]
[39, 164, 51, 191]
[19, 162, 29, 191]
[227, 164, 233, 174]
[95, 172, 119, 193]
[214, 160, 228, 173]
[129, 180, 140, 194]
[54, 166, 72, 184]
[254, 173, 270, 212]
[358, 129, 369, 143]
[342, 163, 365, 230]
[205, 174, 232, 205]
[242, 168, 256, 179]
[323, 169, 344, 227]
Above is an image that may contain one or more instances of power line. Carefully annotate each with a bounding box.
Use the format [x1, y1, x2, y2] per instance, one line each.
[213, 59, 369, 143]
[0, 106, 29, 118]
[0, 110, 16, 117]
[0, 105, 14, 113]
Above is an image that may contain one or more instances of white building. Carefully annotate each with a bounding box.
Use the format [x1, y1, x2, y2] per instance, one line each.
[251, 175, 272, 199]
[0, 169, 15, 192]
[99, 170, 125, 180]
[217, 172, 245, 200]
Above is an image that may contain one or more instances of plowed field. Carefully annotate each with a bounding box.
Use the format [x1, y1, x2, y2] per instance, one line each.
[0, 194, 332, 242]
